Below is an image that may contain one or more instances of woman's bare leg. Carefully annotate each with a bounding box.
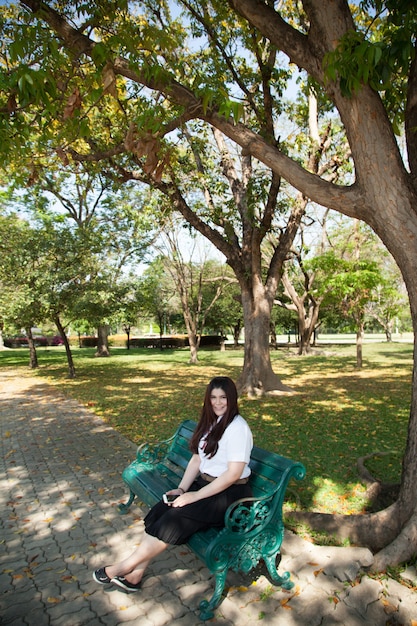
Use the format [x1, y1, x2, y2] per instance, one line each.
[105, 533, 168, 584]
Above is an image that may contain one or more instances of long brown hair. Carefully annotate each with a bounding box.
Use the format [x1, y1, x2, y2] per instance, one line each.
[190, 376, 239, 458]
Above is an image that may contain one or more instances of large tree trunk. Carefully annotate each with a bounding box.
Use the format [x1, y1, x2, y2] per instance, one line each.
[237, 286, 293, 396]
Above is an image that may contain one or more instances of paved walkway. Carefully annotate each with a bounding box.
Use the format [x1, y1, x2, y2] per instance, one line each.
[1, 368, 416, 625]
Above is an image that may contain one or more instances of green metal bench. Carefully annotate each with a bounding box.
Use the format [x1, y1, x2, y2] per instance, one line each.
[118, 419, 306, 620]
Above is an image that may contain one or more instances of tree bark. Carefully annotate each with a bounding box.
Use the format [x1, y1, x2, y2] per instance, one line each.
[0, 322, 5, 350]
[238, 284, 293, 395]
[95, 325, 110, 357]
[55, 315, 76, 378]
[356, 322, 363, 369]
[26, 327, 38, 369]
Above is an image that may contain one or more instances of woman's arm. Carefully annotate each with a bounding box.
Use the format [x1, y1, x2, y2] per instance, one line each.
[171, 461, 246, 507]
[166, 454, 201, 497]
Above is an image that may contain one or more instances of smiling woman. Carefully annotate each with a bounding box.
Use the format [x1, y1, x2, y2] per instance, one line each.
[93, 375, 253, 595]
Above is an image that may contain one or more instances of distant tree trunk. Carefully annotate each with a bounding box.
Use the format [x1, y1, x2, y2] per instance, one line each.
[95, 325, 110, 357]
[233, 322, 242, 347]
[298, 301, 321, 355]
[188, 333, 199, 364]
[356, 321, 364, 369]
[55, 315, 76, 378]
[278, 272, 323, 356]
[0, 322, 5, 350]
[270, 321, 277, 349]
[26, 327, 38, 369]
[124, 324, 131, 349]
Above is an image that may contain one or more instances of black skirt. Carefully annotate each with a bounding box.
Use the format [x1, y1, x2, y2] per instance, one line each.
[144, 475, 252, 545]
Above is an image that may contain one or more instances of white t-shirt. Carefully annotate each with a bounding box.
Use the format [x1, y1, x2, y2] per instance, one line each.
[198, 414, 253, 479]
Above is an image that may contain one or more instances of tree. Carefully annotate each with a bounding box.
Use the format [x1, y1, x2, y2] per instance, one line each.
[277, 212, 405, 355]
[326, 255, 383, 368]
[155, 224, 227, 363]
[0, 213, 42, 368]
[204, 272, 244, 347]
[0, 212, 98, 375]
[366, 279, 408, 342]
[14, 165, 156, 356]
[138, 256, 181, 343]
[2, 0, 417, 569]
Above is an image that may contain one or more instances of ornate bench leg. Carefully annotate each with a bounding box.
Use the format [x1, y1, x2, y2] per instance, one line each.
[199, 570, 227, 620]
[263, 554, 294, 590]
[118, 490, 136, 515]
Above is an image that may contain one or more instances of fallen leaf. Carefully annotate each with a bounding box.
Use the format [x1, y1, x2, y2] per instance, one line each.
[47, 597, 62, 604]
[381, 598, 398, 615]
[61, 575, 77, 582]
[291, 585, 301, 597]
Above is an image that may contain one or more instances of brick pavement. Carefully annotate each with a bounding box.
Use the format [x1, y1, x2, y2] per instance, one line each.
[1, 368, 416, 625]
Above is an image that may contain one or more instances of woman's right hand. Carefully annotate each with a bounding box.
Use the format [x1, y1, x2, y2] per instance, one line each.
[166, 489, 183, 497]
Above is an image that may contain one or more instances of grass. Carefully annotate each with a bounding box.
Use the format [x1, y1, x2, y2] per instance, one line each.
[0, 341, 412, 517]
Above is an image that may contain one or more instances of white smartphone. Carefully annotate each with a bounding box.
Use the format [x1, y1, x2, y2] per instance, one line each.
[163, 493, 178, 504]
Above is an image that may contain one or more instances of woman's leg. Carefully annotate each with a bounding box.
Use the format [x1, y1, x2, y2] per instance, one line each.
[105, 532, 168, 584]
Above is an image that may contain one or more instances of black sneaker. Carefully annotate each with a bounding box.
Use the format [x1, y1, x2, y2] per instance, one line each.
[111, 575, 142, 592]
[93, 567, 112, 585]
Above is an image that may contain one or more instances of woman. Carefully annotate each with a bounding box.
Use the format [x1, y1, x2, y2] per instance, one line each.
[93, 375, 253, 592]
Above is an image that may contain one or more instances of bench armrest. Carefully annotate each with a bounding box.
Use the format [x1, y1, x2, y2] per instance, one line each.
[224, 461, 306, 534]
[224, 495, 276, 534]
[135, 433, 176, 464]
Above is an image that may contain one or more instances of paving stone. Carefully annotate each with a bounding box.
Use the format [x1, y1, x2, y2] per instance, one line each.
[0, 596, 47, 625]
[343, 576, 383, 616]
[400, 566, 417, 586]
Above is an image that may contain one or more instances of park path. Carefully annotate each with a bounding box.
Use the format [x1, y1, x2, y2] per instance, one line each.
[1, 367, 416, 625]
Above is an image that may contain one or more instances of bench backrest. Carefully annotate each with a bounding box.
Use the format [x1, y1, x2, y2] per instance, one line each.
[166, 419, 304, 499]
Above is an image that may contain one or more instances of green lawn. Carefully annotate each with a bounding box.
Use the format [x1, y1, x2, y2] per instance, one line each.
[1, 342, 412, 517]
